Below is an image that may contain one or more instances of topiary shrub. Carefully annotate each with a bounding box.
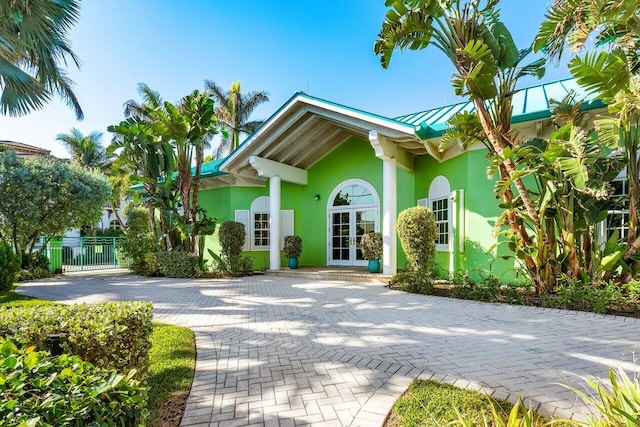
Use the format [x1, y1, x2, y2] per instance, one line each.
[156, 250, 202, 278]
[122, 204, 158, 276]
[0, 338, 147, 426]
[0, 239, 20, 291]
[283, 235, 303, 258]
[360, 232, 382, 260]
[397, 206, 437, 272]
[0, 301, 153, 377]
[216, 221, 253, 275]
[219, 221, 246, 259]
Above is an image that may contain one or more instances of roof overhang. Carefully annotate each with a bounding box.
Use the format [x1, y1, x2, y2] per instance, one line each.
[219, 92, 424, 182]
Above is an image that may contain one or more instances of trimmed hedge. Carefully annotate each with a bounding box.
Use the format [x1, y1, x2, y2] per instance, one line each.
[397, 206, 437, 272]
[0, 302, 153, 377]
[156, 250, 202, 278]
[0, 338, 147, 426]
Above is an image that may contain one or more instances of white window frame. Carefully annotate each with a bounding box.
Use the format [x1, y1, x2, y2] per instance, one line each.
[235, 196, 294, 252]
[431, 196, 451, 250]
[599, 172, 630, 243]
[427, 175, 453, 252]
[250, 196, 271, 251]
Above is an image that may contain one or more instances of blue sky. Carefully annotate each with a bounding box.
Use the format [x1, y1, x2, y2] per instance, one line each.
[0, 1, 566, 158]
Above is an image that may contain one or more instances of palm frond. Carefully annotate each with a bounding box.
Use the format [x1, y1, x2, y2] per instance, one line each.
[374, 4, 442, 69]
[0, 0, 82, 118]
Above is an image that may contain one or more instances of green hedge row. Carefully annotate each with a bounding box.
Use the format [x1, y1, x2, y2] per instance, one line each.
[0, 302, 153, 377]
[0, 338, 147, 426]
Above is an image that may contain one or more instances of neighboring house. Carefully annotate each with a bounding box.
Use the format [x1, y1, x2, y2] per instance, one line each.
[0, 140, 51, 157]
[195, 78, 611, 279]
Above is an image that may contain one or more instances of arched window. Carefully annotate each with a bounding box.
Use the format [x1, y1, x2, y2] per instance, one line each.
[428, 175, 451, 251]
[327, 179, 380, 266]
[251, 196, 270, 250]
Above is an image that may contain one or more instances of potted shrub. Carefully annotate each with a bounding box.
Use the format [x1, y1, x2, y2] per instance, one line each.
[283, 235, 302, 269]
[360, 232, 382, 273]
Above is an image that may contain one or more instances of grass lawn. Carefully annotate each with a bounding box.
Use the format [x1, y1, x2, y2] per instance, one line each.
[0, 290, 53, 307]
[385, 380, 555, 427]
[1, 289, 196, 427]
[147, 323, 196, 427]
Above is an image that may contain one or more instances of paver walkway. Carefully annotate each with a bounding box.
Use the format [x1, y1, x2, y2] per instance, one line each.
[18, 272, 640, 426]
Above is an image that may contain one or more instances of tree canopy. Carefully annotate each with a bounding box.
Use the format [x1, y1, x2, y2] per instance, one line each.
[0, 151, 110, 260]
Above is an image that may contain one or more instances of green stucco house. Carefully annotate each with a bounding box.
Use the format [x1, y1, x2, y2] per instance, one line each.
[198, 78, 617, 280]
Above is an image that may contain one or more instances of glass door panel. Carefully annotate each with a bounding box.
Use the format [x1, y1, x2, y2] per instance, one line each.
[354, 209, 376, 262]
[331, 211, 351, 262]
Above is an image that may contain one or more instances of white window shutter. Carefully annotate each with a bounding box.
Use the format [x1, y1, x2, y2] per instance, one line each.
[234, 210, 250, 251]
[417, 198, 428, 207]
[280, 210, 294, 249]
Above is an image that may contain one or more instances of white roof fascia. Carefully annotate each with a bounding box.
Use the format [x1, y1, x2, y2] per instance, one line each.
[220, 94, 417, 173]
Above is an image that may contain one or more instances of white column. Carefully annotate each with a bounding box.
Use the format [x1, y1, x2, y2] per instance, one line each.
[382, 158, 397, 275]
[269, 176, 281, 271]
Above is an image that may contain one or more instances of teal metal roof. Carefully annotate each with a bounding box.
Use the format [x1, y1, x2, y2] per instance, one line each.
[396, 78, 606, 139]
[131, 157, 227, 190]
[200, 156, 227, 178]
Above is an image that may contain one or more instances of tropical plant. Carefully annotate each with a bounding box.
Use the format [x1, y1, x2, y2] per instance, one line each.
[376, 0, 548, 291]
[0, 0, 83, 118]
[456, 400, 534, 427]
[284, 235, 303, 259]
[562, 366, 640, 426]
[56, 127, 108, 168]
[0, 151, 110, 267]
[108, 115, 175, 247]
[109, 87, 220, 256]
[534, 0, 640, 281]
[360, 232, 382, 260]
[151, 90, 220, 253]
[397, 206, 437, 272]
[375, 0, 628, 293]
[205, 80, 269, 158]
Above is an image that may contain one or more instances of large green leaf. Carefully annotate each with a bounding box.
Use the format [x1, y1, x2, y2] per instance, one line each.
[569, 50, 630, 103]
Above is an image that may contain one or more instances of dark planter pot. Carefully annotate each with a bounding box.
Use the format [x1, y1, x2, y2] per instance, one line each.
[288, 257, 299, 269]
[368, 259, 380, 274]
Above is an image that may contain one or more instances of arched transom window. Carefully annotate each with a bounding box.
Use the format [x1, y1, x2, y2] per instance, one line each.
[332, 184, 376, 207]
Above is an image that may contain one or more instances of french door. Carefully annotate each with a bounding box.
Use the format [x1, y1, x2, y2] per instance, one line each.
[329, 208, 377, 266]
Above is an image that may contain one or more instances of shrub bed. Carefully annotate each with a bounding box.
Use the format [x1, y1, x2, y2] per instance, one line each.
[0, 338, 147, 426]
[389, 271, 640, 317]
[0, 301, 153, 376]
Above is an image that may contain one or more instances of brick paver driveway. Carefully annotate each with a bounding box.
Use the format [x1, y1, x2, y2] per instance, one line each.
[18, 272, 640, 426]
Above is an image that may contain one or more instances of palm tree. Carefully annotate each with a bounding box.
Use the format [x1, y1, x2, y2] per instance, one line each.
[123, 83, 163, 120]
[0, 0, 83, 118]
[56, 128, 107, 168]
[204, 80, 269, 158]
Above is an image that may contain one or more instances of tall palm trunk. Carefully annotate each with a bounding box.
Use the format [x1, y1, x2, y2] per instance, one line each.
[471, 97, 556, 293]
[190, 143, 205, 256]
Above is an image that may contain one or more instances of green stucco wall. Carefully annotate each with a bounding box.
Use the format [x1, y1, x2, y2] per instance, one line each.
[413, 148, 517, 281]
[199, 136, 517, 282]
